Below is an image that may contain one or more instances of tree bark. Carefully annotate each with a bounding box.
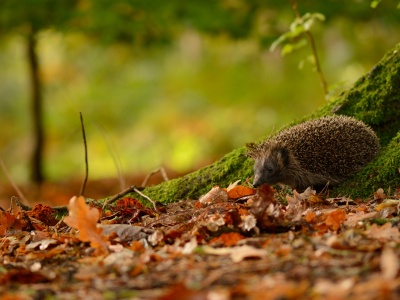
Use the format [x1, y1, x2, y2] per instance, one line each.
[27, 32, 44, 184]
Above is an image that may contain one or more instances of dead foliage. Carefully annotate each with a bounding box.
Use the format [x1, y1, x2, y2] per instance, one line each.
[1, 183, 400, 299]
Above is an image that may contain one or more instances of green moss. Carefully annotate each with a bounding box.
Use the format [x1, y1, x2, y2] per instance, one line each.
[110, 44, 400, 205]
[141, 147, 254, 203]
[334, 130, 400, 198]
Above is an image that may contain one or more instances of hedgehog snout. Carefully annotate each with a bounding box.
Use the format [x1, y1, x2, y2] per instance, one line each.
[252, 172, 266, 188]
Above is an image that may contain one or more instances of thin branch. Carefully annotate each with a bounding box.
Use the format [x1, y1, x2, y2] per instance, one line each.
[290, 0, 328, 98]
[0, 159, 30, 206]
[102, 168, 168, 210]
[12, 196, 31, 211]
[79, 112, 89, 196]
[133, 187, 158, 212]
[305, 31, 328, 97]
[141, 167, 169, 187]
[102, 184, 159, 212]
[102, 185, 140, 208]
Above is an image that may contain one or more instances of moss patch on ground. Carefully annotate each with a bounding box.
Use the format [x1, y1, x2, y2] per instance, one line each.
[126, 44, 400, 204]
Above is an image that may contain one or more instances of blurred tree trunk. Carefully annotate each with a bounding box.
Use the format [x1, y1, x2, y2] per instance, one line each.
[27, 32, 44, 184]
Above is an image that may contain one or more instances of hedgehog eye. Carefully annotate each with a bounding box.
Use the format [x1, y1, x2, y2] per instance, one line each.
[265, 165, 274, 173]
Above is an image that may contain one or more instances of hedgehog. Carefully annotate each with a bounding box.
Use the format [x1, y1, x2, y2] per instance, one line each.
[247, 115, 380, 191]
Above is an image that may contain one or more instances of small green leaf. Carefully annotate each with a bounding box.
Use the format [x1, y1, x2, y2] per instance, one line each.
[371, 0, 382, 8]
[281, 44, 294, 56]
[281, 38, 307, 56]
[270, 35, 287, 52]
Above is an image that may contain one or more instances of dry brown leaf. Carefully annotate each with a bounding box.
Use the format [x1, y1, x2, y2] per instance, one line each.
[64, 196, 109, 254]
[381, 246, 399, 280]
[202, 245, 267, 263]
[374, 188, 386, 200]
[324, 209, 346, 231]
[344, 211, 378, 227]
[366, 223, 400, 241]
[98, 224, 154, 242]
[305, 211, 316, 223]
[208, 232, 245, 247]
[199, 186, 228, 204]
[0, 211, 23, 236]
[227, 185, 255, 199]
[250, 184, 276, 221]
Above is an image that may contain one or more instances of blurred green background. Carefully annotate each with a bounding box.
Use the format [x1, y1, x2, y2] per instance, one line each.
[0, 0, 399, 188]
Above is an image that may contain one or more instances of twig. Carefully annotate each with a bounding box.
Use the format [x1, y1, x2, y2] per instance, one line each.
[12, 196, 31, 211]
[102, 185, 140, 208]
[0, 159, 30, 206]
[290, 0, 328, 98]
[133, 187, 158, 212]
[102, 184, 158, 212]
[141, 167, 169, 187]
[102, 168, 168, 210]
[79, 112, 89, 196]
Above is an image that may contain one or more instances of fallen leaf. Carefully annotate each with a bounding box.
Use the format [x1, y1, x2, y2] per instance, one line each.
[26, 239, 58, 250]
[148, 229, 164, 246]
[202, 245, 267, 263]
[226, 180, 241, 191]
[229, 245, 267, 263]
[227, 185, 255, 199]
[99, 224, 154, 242]
[250, 184, 276, 221]
[26, 204, 58, 226]
[344, 211, 378, 227]
[0, 211, 23, 236]
[325, 209, 346, 231]
[305, 211, 316, 223]
[374, 188, 386, 200]
[199, 186, 228, 204]
[240, 214, 257, 231]
[64, 196, 109, 254]
[209, 232, 245, 247]
[381, 246, 399, 280]
[376, 199, 399, 212]
[366, 223, 400, 241]
[158, 284, 208, 300]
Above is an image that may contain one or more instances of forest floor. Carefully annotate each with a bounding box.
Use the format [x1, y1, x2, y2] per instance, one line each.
[1, 179, 400, 300]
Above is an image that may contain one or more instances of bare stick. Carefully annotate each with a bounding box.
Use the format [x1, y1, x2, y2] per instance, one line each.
[0, 159, 30, 206]
[102, 185, 138, 208]
[133, 187, 158, 212]
[79, 112, 89, 196]
[103, 167, 167, 209]
[141, 167, 169, 187]
[12, 196, 31, 211]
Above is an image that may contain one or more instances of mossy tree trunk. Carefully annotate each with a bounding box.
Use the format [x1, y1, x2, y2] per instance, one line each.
[134, 43, 400, 204]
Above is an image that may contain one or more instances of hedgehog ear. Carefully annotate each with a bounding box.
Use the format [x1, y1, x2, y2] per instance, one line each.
[277, 147, 289, 164]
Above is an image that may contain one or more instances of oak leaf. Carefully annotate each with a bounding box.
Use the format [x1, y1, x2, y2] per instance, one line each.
[64, 196, 109, 254]
[325, 209, 346, 231]
[0, 211, 23, 236]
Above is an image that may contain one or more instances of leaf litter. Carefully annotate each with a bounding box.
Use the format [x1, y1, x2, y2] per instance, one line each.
[1, 183, 400, 299]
